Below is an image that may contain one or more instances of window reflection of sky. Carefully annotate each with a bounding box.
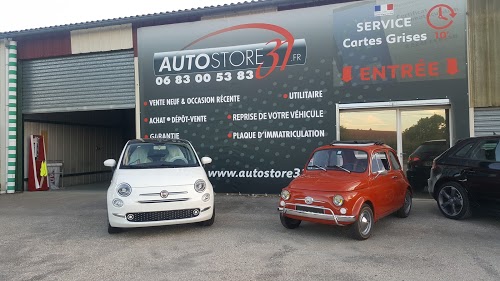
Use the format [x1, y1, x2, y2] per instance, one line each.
[341, 109, 445, 131]
[341, 110, 396, 131]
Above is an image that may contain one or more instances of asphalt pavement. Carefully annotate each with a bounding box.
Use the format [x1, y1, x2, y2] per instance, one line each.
[0, 184, 499, 281]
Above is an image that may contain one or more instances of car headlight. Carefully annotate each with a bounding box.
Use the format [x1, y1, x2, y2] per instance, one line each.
[194, 179, 206, 193]
[281, 190, 290, 200]
[117, 183, 132, 197]
[333, 195, 344, 206]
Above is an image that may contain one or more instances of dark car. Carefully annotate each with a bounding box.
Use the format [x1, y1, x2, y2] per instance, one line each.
[428, 136, 500, 219]
[406, 140, 448, 191]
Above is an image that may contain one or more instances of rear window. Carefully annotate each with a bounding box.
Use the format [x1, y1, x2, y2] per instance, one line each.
[451, 141, 475, 158]
[414, 142, 448, 154]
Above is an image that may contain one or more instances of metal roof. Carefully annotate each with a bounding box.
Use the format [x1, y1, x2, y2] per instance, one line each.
[0, 0, 348, 39]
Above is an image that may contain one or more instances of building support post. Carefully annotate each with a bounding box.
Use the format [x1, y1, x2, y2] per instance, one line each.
[6, 40, 17, 194]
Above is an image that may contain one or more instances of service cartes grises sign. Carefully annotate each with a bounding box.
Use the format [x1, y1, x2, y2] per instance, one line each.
[138, 0, 467, 194]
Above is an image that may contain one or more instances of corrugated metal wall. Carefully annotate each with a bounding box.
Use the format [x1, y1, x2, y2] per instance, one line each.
[21, 50, 135, 114]
[24, 122, 124, 187]
[468, 0, 500, 108]
[474, 108, 500, 136]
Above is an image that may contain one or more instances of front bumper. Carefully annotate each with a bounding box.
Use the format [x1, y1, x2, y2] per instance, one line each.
[428, 177, 437, 197]
[427, 170, 441, 198]
[278, 203, 355, 225]
[108, 198, 214, 228]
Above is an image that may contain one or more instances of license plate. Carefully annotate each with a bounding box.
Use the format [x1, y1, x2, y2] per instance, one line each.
[296, 205, 324, 214]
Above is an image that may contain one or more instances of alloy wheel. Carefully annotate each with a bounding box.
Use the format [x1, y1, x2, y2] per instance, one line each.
[438, 185, 464, 217]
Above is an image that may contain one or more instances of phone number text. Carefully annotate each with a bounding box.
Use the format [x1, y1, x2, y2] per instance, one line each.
[155, 70, 254, 86]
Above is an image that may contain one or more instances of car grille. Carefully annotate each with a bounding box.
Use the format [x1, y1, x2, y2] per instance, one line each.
[296, 205, 325, 214]
[126, 209, 200, 222]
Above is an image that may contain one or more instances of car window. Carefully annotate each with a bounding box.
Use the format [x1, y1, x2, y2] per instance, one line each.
[121, 142, 199, 168]
[451, 141, 475, 158]
[497, 142, 500, 162]
[388, 152, 401, 170]
[413, 142, 448, 154]
[371, 152, 390, 172]
[307, 149, 368, 173]
[469, 140, 500, 162]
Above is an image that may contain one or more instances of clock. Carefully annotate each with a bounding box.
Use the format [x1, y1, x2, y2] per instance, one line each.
[426, 4, 457, 30]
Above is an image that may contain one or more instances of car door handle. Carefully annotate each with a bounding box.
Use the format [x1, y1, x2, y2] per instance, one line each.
[392, 176, 398, 179]
[462, 169, 476, 176]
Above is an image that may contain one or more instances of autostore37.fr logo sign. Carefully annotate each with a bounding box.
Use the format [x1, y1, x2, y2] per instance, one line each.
[153, 23, 307, 80]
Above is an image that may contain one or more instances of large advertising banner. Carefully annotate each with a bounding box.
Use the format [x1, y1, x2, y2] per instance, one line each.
[138, 0, 467, 194]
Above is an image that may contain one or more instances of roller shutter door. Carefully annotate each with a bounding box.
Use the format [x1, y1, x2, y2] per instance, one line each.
[474, 107, 500, 136]
[22, 51, 135, 114]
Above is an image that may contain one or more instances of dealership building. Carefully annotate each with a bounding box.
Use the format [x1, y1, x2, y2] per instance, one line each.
[0, 0, 499, 194]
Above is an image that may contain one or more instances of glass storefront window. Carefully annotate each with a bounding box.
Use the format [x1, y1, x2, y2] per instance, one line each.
[339, 110, 397, 150]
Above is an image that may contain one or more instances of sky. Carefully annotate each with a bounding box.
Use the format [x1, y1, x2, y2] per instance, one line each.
[0, 0, 247, 32]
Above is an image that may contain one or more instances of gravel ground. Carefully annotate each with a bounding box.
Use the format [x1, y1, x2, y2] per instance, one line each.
[0, 186, 499, 281]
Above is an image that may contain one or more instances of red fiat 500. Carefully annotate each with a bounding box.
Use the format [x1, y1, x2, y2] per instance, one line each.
[278, 141, 412, 240]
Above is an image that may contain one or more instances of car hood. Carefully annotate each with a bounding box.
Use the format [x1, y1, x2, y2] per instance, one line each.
[112, 167, 209, 187]
[289, 172, 363, 192]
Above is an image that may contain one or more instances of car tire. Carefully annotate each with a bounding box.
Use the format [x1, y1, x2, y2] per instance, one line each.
[351, 204, 374, 240]
[437, 182, 471, 220]
[396, 189, 412, 218]
[199, 209, 215, 227]
[108, 223, 123, 234]
[280, 213, 301, 229]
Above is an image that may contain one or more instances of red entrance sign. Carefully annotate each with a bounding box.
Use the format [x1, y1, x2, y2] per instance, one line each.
[341, 58, 459, 83]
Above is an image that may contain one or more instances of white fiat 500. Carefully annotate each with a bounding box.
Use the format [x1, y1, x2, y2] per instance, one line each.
[104, 138, 214, 234]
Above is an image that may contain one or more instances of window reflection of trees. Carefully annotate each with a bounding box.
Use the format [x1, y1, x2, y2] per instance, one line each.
[340, 125, 397, 149]
[402, 114, 448, 156]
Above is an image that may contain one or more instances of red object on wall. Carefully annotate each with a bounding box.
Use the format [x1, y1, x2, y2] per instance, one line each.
[28, 135, 49, 191]
[17, 32, 72, 60]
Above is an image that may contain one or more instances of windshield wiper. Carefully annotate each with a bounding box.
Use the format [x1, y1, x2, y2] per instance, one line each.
[124, 165, 149, 169]
[308, 164, 327, 171]
[328, 165, 351, 173]
[157, 163, 182, 168]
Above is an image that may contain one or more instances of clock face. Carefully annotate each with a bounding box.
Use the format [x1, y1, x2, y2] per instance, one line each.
[426, 4, 457, 30]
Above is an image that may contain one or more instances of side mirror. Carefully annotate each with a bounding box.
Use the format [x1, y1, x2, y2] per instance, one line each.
[201, 157, 212, 165]
[104, 159, 117, 167]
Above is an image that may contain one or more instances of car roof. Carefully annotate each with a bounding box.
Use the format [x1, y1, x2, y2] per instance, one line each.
[314, 140, 394, 153]
[466, 135, 500, 139]
[127, 138, 191, 145]
[456, 135, 500, 143]
[421, 139, 447, 144]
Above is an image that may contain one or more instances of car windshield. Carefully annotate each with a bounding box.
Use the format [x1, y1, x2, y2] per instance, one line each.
[120, 142, 199, 169]
[307, 148, 368, 173]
